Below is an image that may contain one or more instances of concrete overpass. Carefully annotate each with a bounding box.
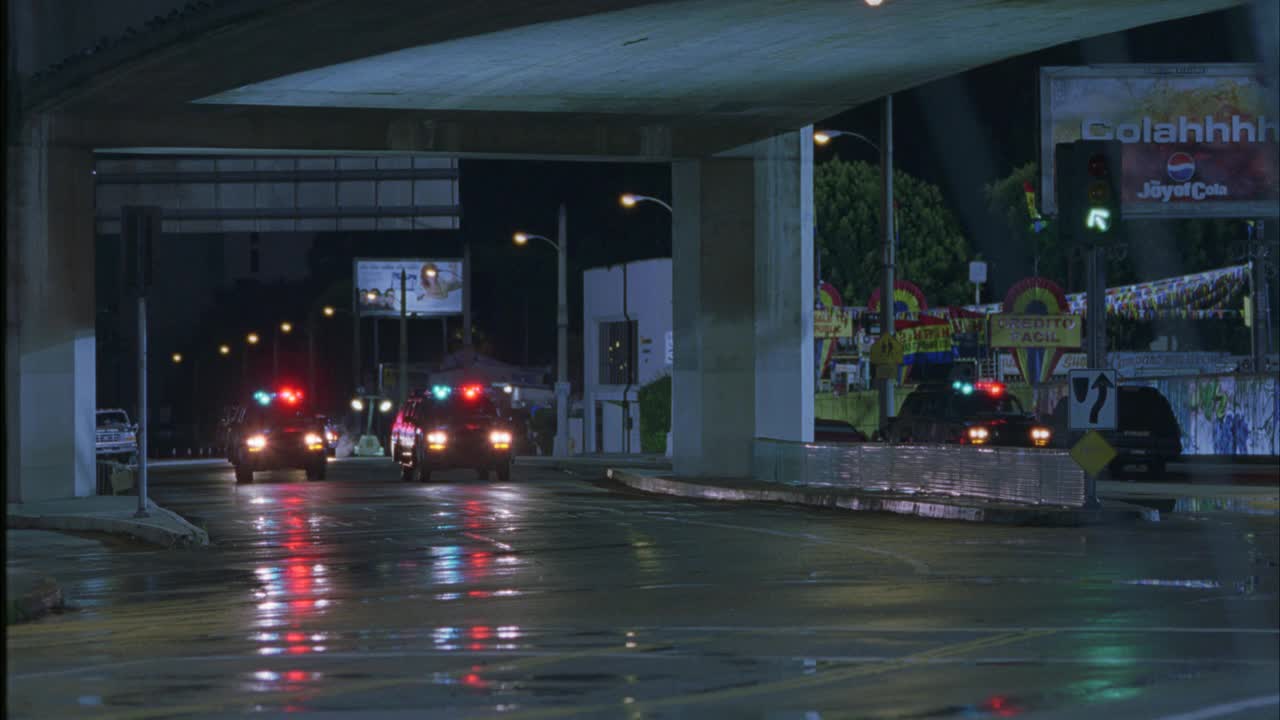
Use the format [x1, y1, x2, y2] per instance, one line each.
[6, 0, 1244, 501]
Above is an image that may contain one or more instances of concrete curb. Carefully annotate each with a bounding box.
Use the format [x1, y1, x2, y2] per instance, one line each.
[6, 504, 209, 548]
[607, 469, 1154, 526]
[1100, 492, 1280, 517]
[516, 456, 672, 473]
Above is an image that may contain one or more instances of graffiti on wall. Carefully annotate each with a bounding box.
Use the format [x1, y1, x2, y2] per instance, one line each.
[1140, 374, 1280, 457]
[1036, 374, 1279, 456]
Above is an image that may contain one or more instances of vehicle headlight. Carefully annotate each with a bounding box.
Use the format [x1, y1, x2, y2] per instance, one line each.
[489, 430, 513, 445]
[426, 431, 448, 449]
[304, 433, 323, 446]
[967, 426, 990, 445]
[1030, 426, 1052, 446]
[246, 434, 267, 451]
[324, 430, 337, 443]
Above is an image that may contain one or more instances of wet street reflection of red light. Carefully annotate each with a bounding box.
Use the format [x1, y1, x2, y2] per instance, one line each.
[470, 626, 491, 640]
[984, 695, 1023, 717]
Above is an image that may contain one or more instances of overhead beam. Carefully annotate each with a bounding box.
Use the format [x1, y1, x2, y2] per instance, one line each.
[48, 106, 784, 161]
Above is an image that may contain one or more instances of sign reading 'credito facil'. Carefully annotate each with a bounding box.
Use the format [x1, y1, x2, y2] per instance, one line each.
[989, 314, 1083, 348]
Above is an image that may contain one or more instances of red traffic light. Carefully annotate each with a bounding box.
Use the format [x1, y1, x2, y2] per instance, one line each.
[1087, 153, 1109, 178]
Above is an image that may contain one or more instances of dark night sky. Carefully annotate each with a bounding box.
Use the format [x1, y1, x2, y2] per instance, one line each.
[458, 5, 1262, 367]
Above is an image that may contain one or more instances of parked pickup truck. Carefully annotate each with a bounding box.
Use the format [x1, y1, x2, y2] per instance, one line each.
[96, 409, 138, 464]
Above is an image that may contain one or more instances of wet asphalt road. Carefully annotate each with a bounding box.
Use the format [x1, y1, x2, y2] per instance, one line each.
[6, 460, 1280, 719]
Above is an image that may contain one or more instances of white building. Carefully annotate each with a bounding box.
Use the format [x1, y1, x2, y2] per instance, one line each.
[582, 258, 672, 454]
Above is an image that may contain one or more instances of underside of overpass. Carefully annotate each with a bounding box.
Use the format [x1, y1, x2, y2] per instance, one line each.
[6, 0, 1244, 501]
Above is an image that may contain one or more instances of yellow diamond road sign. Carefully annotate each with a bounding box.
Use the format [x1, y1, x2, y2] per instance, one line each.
[869, 334, 905, 367]
[1070, 430, 1117, 476]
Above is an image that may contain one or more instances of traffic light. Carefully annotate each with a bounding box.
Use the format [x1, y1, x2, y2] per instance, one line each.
[1055, 140, 1123, 246]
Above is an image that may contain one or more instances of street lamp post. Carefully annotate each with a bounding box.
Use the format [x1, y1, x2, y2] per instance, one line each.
[244, 332, 260, 396]
[620, 192, 674, 457]
[514, 203, 570, 457]
[815, 96, 895, 434]
[274, 321, 293, 379]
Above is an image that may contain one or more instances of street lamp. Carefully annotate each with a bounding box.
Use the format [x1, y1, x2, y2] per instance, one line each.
[171, 352, 183, 364]
[247, 332, 260, 345]
[619, 193, 673, 213]
[813, 129, 880, 152]
[219, 344, 231, 356]
[513, 203, 571, 456]
[818, 108, 897, 435]
[618, 192, 675, 457]
[323, 305, 335, 317]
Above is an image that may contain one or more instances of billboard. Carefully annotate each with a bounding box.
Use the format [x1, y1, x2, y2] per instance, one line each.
[1040, 64, 1279, 219]
[355, 258, 463, 317]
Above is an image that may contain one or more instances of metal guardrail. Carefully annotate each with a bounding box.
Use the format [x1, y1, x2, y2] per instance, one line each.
[752, 439, 1087, 507]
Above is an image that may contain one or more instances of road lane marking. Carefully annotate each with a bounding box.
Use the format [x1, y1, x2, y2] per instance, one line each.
[491, 629, 1059, 720]
[1155, 695, 1280, 720]
[648, 516, 932, 575]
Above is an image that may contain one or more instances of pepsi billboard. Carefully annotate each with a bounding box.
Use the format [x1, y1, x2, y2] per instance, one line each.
[1041, 65, 1279, 219]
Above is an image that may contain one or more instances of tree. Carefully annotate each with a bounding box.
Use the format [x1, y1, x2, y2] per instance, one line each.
[816, 158, 971, 308]
[982, 162, 1074, 289]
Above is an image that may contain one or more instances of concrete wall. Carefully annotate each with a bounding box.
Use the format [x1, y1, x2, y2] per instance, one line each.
[582, 257, 671, 454]
[6, 115, 97, 502]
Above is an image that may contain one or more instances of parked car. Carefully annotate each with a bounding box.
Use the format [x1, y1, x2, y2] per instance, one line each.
[392, 383, 515, 482]
[96, 409, 138, 464]
[814, 418, 869, 443]
[1049, 385, 1182, 477]
[886, 380, 1053, 448]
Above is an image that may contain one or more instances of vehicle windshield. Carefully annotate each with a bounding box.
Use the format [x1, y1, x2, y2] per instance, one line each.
[423, 394, 499, 421]
[952, 393, 1025, 416]
[97, 412, 129, 428]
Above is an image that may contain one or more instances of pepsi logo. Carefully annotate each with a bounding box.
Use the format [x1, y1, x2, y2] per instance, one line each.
[1167, 152, 1196, 182]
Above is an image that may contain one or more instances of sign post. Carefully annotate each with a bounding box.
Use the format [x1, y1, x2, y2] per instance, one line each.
[969, 261, 987, 306]
[123, 206, 160, 517]
[1067, 368, 1119, 507]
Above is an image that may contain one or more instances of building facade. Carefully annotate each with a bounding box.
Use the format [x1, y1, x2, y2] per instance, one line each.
[581, 258, 672, 454]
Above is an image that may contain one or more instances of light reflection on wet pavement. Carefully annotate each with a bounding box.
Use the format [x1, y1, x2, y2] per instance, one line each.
[5, 460, 1278, 718]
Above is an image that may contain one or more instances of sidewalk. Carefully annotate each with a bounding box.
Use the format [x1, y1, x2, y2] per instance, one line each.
[7, 496, 209, 547]
[606, 469, 1153, 526]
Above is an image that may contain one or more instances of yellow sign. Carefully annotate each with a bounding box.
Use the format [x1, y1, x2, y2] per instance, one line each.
[814, 308, 852, 338]
[1070, 430, 1117, 476]
[990, 314, 1083, 348]
[898, 323, 952, 356]
[869, 334, 905, 367]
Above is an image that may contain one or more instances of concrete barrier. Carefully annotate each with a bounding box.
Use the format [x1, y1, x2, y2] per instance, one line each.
[752, 439, 1087, 507]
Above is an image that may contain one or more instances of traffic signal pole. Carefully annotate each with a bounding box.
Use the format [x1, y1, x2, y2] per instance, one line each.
[878, 95, 896, 435]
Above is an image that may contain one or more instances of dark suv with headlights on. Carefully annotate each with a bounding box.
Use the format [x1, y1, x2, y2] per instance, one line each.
[886, 380, 1053, 448]
[228, 388, 329, 484]
[392, 384, 515, 483]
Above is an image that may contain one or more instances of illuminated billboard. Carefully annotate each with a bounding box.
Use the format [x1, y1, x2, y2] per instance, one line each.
[355, 258, 463, 317]
[1040, 64, 1279, 219]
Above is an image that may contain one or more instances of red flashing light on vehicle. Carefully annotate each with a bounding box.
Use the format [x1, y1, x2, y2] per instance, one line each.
[461, 385, 483, 400]
[277, 387, 303, 405]
[974, 380, 1005, 397]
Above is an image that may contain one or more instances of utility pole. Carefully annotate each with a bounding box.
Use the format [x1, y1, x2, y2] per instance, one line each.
[878, 95, 896, 434]
[463, 241, 473, 348]
[399, 269, 408, 410]
[554, 203, 570, 457]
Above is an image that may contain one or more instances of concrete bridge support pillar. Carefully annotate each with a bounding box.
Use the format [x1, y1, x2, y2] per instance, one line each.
[671, 128, 814, 479]
[6, 115, 97, 503]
